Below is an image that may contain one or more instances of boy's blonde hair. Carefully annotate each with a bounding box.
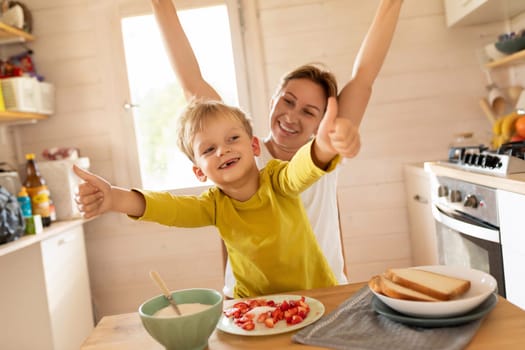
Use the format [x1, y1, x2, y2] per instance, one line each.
[177, 99, 254, 163]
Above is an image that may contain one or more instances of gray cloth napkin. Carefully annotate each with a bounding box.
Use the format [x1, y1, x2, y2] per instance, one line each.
[292, 286, 482, 350]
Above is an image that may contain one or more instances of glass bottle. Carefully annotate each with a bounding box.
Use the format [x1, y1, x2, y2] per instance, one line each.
[23, 153, 52, 227]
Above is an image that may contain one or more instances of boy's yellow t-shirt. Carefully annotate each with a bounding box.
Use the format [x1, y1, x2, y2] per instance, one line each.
[137, 141, 339, 298]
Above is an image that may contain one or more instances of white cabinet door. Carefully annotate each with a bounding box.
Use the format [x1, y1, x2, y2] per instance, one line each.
[41, 225, 94, 350]
[444, 0, 525, 27]
[497, 189, 525, 310]
[404, 164, 439, 266]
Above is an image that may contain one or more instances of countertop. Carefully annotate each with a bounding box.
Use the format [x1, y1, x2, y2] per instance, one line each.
[81, 282, 525, 349]
[0, 218, 85, 257]
[424, 161, 525, 194]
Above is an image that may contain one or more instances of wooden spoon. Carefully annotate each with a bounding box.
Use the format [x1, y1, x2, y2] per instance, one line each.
[149, 270, 182, 316]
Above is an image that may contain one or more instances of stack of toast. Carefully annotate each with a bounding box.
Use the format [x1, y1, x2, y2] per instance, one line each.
[369, 268, 471, 302]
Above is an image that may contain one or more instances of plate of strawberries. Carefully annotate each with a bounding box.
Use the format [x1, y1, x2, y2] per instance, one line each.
[217, 294, 325, 336]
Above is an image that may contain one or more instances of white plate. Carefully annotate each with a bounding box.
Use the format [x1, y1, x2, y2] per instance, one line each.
[370, 265, 497, 318]
[217, 294, 324, 336]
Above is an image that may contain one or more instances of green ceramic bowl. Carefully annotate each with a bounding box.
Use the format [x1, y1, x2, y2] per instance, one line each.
[495, 35, 525, 54]
[139, 288, 223, 350]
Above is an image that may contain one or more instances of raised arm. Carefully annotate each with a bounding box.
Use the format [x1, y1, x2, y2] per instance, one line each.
[338, 0, 403, 127]
[150, 0, 221, 101]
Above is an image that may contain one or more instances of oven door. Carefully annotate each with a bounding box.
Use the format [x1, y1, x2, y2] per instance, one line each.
[432, 204, 506, 297]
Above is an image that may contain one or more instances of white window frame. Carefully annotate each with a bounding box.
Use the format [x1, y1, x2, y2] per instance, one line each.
[108, 0, 263, 195]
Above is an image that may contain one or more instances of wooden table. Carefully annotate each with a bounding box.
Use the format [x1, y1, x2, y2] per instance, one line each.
[81, 283, 525, 349]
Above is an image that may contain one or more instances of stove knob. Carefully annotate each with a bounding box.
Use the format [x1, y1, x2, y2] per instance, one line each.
[438, 185, 449, 197]
[450, 190, 462, 203]
[477, 155, 485, 166]
[463, 194, 478, 208]
[486, 156, 501, 169]
[484, 155, 494, 168]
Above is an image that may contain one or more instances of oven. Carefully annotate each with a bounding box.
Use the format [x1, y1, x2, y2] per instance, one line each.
[430, 176, 506, 297]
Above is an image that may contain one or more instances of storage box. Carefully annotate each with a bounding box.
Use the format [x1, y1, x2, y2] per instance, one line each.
[0, 77, 55, 115]
[1, 77, 37, 113]
[35, 82, 55, 115]
[37, 158, 90, 220]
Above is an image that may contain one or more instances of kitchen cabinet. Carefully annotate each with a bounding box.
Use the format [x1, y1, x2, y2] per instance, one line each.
[497, 189, 525, 310]
[0, 22, 50, 123]
[403, 163, 439, 266]
[0, 221, 94, 350]
[444, 0, 525, 27]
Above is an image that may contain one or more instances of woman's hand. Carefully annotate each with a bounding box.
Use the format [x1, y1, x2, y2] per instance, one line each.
[313, 97, 361, 167]
[329, 117, 361, 159]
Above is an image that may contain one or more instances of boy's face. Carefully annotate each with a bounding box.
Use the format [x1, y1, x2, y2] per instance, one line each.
[191, 116, 260, 187]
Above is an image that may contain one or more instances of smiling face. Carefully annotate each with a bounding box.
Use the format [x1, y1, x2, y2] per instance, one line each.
[191, 114, 260, 191]
[267, 78, 328, 160]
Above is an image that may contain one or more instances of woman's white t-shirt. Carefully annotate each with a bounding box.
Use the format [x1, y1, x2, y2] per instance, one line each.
[222, 143, 348, 297]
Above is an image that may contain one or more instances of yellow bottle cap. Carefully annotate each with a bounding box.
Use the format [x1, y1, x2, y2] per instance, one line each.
[18, 186, 28, 196]
[25, 153, 35, 160]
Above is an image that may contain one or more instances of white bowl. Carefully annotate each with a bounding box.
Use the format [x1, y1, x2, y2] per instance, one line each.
[370, 265, 497, 318]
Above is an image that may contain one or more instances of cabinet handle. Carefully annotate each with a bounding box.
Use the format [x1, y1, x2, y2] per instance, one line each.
[123, 101, 140, 110]
[413, 194, 428, 204]
[57, 235, 75, 246]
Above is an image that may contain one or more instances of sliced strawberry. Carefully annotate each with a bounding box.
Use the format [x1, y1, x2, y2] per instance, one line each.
[297, 306, 309, 319]
[226, 296, 309, 331]
[287, 315, 304, 325]
[256, 312, 269, 323]
[241, 321, 255, 330]
[264, 318, 275, 328]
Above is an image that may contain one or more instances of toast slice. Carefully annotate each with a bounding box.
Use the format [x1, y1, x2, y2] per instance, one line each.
[369, 275, 440, 302]
[385, 268, 471, 301]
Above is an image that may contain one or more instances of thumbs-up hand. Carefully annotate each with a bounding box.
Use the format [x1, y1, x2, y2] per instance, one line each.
[73, 165, 113, 218]
[314, 97, 361, 165]
[328, 115, 360, 159]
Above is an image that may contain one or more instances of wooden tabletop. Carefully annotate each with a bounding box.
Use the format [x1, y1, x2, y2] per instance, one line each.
[81, 283, 525, 349]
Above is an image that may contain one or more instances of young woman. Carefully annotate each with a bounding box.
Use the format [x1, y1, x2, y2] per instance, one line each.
[150, 0, 403, 297]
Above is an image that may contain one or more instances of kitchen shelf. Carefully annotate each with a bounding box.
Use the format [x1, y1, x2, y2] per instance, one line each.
[0, 23, 44, 123]
[0, 110, 48, 122]
[0, 22, 34, 43]
[485, 49, 525, 69]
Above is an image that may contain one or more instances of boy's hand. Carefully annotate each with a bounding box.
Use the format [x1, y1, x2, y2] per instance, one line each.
[73, 165, 113, 218]
[316, 97, 361, 159]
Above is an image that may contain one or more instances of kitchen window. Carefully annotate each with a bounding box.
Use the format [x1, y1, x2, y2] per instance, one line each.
[119, 1, 246, 191]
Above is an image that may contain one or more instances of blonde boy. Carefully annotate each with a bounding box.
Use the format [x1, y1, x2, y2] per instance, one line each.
[74, 98, 359, 298]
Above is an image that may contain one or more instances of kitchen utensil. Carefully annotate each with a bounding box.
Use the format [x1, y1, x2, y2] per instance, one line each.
[480, 68, 506, 116]
[507, 85, 523, 106]
[487, 84, 506, 116]
[149, 270, 181, 316]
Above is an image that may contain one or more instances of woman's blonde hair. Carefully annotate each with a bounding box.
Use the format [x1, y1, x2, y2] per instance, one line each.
[176, 98, 254, 163]
[275, 63, 338, 104]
